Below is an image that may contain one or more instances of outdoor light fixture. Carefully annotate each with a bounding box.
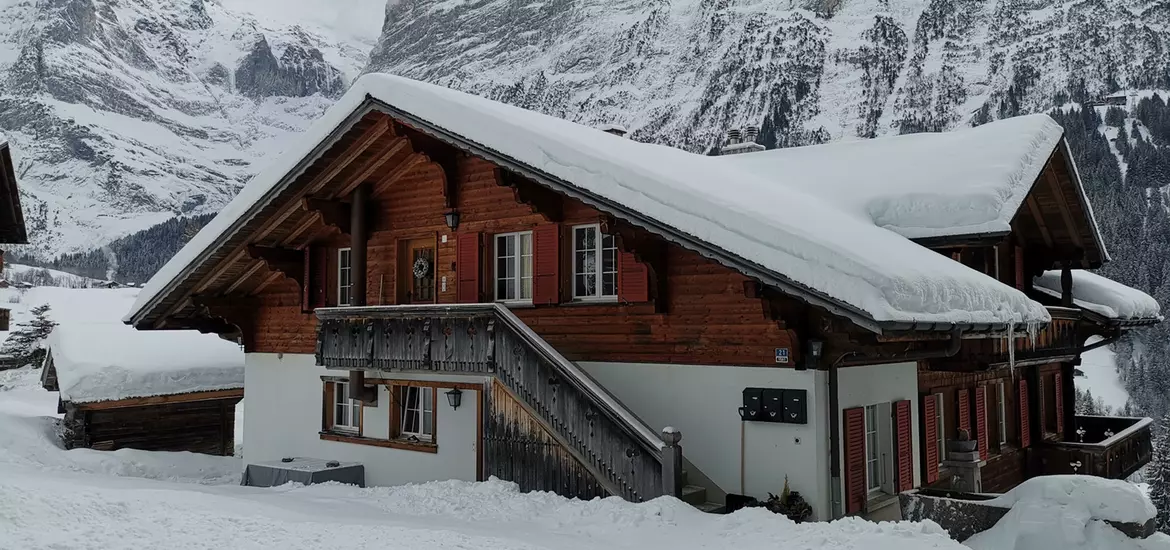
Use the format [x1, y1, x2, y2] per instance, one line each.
[444, 210, 461, 230]
[446, 388, 463, 410]
[802, 339, 824, 371]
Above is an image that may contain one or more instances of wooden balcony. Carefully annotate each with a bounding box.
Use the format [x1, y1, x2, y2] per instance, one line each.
[1035, 416, 1153, 480]
[315, 303, 684, 503]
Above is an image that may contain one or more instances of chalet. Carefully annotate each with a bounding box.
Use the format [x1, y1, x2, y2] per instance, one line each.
[124, 74, 1158, 520]
[42, 322, 244, 455]
[0, 137, 28, 333]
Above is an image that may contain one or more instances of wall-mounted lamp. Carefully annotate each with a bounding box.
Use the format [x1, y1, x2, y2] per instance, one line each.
[444, 210, 461, 231]
[445, 388, 463, 410]
[803, 339, 824, 371]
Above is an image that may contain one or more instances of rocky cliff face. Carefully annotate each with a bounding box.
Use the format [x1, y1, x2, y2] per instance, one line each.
[0, 0, 367, 254]
[367, 0, 1168, 150]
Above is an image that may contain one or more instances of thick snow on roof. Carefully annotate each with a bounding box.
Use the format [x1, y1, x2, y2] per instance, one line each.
[720, 115, 1064, 240]
[1033, 270, 1161, 320]
[48, 323, 243, 403]
[129, 74, 1051, 328]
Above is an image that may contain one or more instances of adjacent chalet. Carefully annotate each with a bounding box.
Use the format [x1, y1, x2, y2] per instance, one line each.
[42, 322, 244, 455]
[124, 74, 1159, 520]
[0, 136, 28, 333]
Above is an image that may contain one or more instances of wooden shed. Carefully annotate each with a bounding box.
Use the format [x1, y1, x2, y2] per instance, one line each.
[42, 323, 244, 455]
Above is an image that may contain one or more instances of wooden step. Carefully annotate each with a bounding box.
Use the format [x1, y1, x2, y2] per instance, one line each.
[691, 501, 728, 514]
[681, 484, 707, 505]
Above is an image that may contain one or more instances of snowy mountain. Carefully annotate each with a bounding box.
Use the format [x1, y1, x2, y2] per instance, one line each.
[0, 0, 371, 255]
[366, 0, 1168, 151]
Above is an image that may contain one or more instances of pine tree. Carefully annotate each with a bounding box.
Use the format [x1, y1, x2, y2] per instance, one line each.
[1148, 416, 1170, 534]
[0, 304, 56, 367]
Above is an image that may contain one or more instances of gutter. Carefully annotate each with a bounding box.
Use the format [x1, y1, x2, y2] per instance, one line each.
[827, 329, 963, 519]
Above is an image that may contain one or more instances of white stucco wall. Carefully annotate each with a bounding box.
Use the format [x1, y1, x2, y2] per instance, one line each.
[243, 353, 483, 487]
[580, 361, 831, 520]
[835, 361, 921, 513]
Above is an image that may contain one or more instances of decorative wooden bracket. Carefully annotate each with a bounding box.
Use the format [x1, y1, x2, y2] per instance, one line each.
[499, 169, 563, 222]
[413, 139, 463, 210]
[246, 245, 305, 290]
[611, 220, 668, 311]
[301, 198, 351, 235]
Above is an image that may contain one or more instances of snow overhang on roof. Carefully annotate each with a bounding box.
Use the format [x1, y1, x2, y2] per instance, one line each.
[1033, 270, 1162, 325]
[48, 322, 244, 404]
[126, 74, 1053, 334]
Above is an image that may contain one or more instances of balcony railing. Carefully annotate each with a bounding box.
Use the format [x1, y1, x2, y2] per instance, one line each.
[1036, 416, 1153, 480]
[315, 303, 683, 503]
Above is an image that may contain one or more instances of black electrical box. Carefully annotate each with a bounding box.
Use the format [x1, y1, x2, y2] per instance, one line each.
[741, 387, 808, 424]
[782, 389, 808, 424]
[740, 388, 764, 421]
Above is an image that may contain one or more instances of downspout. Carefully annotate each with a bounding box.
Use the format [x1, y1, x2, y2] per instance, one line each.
[827, 328, 963, 519]
[348, 184, 369, 402]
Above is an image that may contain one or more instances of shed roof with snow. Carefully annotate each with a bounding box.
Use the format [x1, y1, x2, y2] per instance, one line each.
[1033, 271, 1162, 325]
[125, 74, 1068, 335]
[45, 322, 244, 404]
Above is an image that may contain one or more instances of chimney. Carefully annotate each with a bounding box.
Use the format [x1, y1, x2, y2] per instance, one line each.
[599, 123, 628, 138]
[719, 126, 766, 155]
[743, 125, 759, 144]
[727, 128, 742, 144]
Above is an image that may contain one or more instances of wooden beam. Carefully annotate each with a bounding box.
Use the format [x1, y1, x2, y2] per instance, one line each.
[280, 213, 322, 247]
[251, 270, 286, 295]
[373, 153, 425, 195]
[332, 138, 409, 198]
[500, 169, 563, 222]
[301, 198, 351, 235]
[224, 260, 266, 295]
[246, 245, 305, 289]
[1026, 195, 1055, 248]
[304, 118, 392, 195]
[1045, 165, 1085, 249]
[76, 388, 244, 411]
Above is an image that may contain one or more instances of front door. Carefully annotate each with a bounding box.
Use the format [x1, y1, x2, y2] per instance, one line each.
[398, 237, 436, 304]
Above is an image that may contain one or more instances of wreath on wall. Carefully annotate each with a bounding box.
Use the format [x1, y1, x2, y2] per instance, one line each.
[412, 256, 431, 279]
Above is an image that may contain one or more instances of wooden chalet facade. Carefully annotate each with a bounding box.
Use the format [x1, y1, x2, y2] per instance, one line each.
[124, 75, 1158, 521]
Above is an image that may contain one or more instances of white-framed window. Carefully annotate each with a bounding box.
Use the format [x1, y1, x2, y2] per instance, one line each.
[997, 381, 1008, 446]
[571, 224, 618, 300]
[495, 231, 533, 302]
[399, 386, 434, 442]
[331, 381, 361, 433]
[338, 248, 352, 306]
[934, 392, 945, 467]
[865, 404, 881, 493]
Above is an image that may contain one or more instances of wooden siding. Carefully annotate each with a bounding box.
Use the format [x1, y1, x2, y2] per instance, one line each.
[249, 155, 799, 367]
[61, 396, 240, 455]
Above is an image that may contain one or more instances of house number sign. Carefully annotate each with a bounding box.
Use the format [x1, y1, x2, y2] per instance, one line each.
[775, 348, 789, 364]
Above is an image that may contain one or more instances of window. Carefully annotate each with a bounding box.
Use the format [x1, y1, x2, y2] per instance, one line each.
[331, 381, 361, 433]
[865, 404, 881, 493]
[997, 381, 1008, 446]
[398, 386, 435, 442]
[338, 248, 352, 306]
[495, 232, 533, 302]
[934, 392, 945, 468]
[572, 225, 618, 300]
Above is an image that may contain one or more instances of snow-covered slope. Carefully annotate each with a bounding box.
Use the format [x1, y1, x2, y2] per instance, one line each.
[0, 0, 371, 256]
[366, 0, 1169, 151]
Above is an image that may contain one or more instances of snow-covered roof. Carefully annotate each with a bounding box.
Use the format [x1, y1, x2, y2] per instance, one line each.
[127, 74, 1053, 330]
[1033, 271, 1161, 322]
[48, 323, 244, 404]
[718, 115, 1084, 241]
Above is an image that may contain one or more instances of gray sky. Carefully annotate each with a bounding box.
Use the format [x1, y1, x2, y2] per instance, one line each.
[218, 0, 388, 44]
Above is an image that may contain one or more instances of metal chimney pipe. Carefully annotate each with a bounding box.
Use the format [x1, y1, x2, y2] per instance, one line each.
[744, 126, 759, 143]
[727, 128, 741, 144]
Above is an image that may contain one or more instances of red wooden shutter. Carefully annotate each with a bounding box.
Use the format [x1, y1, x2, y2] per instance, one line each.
[1037, 376, 1046, 434]
[843, 407, 866, 514]
[976, 386, 989, 461]
[301, 247, 312, 311]
[1055, 372, 1065, 434]
[618, 251, 649, 303]
[957, 389, 970, 433]
[894, 400, 913, 491]
[1019, 379, 1031, 448]
[532, 224, 560, 305]
[310, 245, 328, 308]
[922, 394, 939, 484]
[457, 233, 481, 303]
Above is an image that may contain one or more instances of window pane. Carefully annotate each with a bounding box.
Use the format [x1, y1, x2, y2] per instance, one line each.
[602, 272, 616, 297]
[423, 410, 433, 436]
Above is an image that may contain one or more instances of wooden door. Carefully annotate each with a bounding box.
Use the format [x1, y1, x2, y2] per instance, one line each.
[398, 237, 437, 304]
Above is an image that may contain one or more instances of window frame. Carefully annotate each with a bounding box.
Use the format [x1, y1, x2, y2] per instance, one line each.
[494, 231, 534, 304]
[397, 385, 436, 443]
[865, 404, 882, 494]
[338, 247, 353, 306]
[934, 392, 946, 468]
[330, 381, 361, 434]
[570, 224, 618, 301]
[996, 381, 1008, 447]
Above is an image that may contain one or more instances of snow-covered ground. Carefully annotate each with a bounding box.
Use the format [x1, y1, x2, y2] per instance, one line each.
[1079, 337, 1130, 413]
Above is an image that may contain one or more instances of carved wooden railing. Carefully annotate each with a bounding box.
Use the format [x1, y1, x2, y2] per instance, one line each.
[1036, 416, 1153, 480]
[315, 304, 682, 503]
